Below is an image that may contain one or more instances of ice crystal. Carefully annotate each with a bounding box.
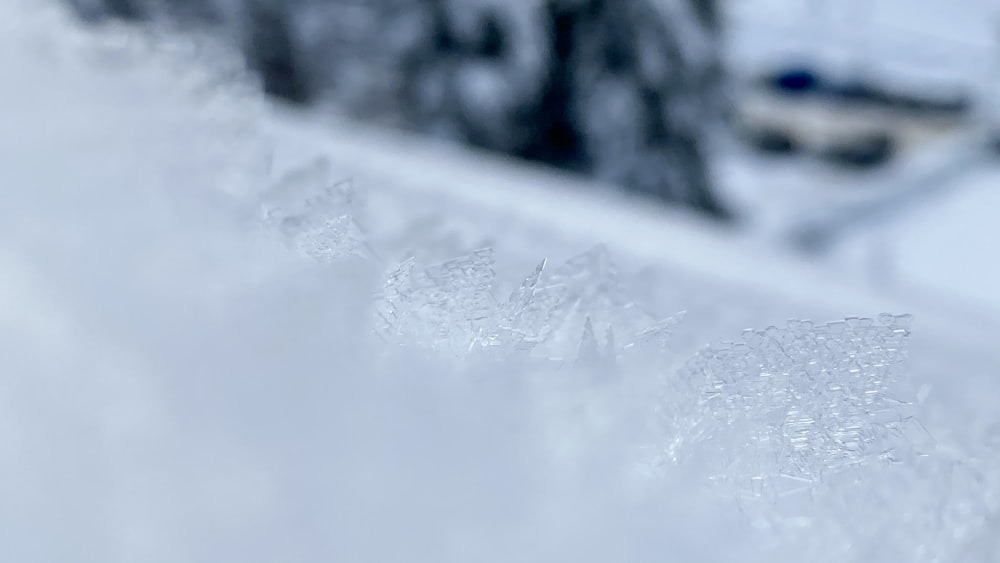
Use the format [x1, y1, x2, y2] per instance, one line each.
[250, 180, 1000, 559]
[374, 245, 682, 363]
[259, 193, 682, 362]
[659, 314, 923, 500]
[548, 247, 655, 329]
[527, 246, 681, 362]
[259, 157, 373, 262]
[488, 258, 571, 355]
[376, 248, 499, 356]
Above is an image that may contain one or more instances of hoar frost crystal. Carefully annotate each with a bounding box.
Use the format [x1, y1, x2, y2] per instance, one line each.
[257, 152, 997, 562]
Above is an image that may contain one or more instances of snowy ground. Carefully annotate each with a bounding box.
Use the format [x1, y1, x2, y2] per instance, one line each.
[723, 0, 997, 87]
[2, 2, 999, 562]
[716, 0, 1000, 320]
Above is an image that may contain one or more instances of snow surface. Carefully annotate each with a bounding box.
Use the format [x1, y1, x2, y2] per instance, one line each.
[885, 168, 1000, 307]
[717, 0, 1000, 321]
[2, 2, 999, 562]
[723, 0, 998, 89]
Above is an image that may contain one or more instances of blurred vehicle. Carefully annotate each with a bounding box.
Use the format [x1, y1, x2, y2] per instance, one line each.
[735, 65, 972, 168]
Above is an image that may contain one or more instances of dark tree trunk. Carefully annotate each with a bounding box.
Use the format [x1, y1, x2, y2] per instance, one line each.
[243, 0, 312, 105]
[515, 0, 588, 170]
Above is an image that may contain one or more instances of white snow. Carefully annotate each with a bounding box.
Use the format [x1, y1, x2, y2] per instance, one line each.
[723, 0, 998, 89]
[1, 1, 998, 562]
[717, 0, 1000, 321]
[828, 162, 1000, 323]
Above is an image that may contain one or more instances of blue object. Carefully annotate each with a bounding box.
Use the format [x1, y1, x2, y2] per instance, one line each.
[770, 68, 821, 93]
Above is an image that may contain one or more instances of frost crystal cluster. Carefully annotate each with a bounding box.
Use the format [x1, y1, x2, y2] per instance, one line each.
[374, 245, 682, 364]
[659, 314, 924, 499]
[254, 160, 1000, 561]
[259, 158, 372, 262]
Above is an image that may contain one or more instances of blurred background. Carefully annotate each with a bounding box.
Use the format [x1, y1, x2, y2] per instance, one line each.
[63, 0, 1000, 319]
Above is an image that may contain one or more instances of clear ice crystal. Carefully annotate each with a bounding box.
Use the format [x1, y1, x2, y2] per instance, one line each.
[530, 246, 678, 361]
[259, 157, 373, 262]
[489, 259, 570, 354]
[376, 248, 499, 357]
[374, 245, 682, 362]
[620, 313, 686, 363]
[660, 314, 921, 500]
[574, 317, 617, 374]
